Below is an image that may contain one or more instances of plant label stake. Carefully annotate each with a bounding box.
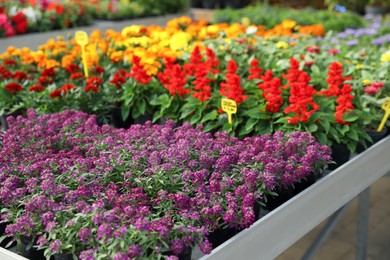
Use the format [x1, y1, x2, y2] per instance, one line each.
[75, 31, 89, 78]
[221, 99, 237, 125]
[377, 99, 390, 132]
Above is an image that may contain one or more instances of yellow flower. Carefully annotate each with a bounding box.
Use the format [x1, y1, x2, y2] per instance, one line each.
[362, 79, 371, 86]
[281, 19, 297, 30]
[380, 51, 390, 63]
[45, 59, 60, 69]
[122, 25, 142, 37]
[110, 50, 123, 63]
[207, 25, 220, 35]
[61, 55, 74, 68]
[355, 64, 364, 70]
[276, 41, 288, 49]
[169, 32, 192, 51]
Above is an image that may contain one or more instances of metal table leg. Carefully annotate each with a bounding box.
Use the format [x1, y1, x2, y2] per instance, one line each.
[301, 203, 351, 260]
[356, 188, 370, 260]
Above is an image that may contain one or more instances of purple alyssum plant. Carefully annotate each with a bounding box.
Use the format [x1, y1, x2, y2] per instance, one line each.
[0, 109, 331, 258]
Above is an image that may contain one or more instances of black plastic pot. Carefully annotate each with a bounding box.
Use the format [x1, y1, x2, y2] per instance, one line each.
[18, 236, 45, 260]
[207, 226, 238, 249]
[328, 144, 351, 171]
[292, 171, 323, 196]
[54, 253, 73, 260]
[0, 222, 16, 248]
[356, 128, 388, 154]
[111, 107, 132, 129]
[263, 186, 294, 212]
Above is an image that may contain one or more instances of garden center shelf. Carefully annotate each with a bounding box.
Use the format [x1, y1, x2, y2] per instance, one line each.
[1, 136, 389, 260]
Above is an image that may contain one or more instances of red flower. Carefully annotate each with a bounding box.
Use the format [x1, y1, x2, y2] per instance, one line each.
[248, 58, 263, 80]
[328, 48, 340, 55]
[66, 64, 81, 74]
[94, 66, 105, 75]
[184, 46, 203, 76]
[5, 82, 23, 93]
[319, 62, 352, 97]
[110, 69, 127, 89]
[283, 59, 319, 124]
[220, 59, 248, 104]
[282, 58, 302, 89]
[86, 77, 103, 86]
[29, 85, 45, 92]
[11, 12, 28, 34]
[0, 66, 12, 79]
[307, 45, 320, 54]
[85, 76, 102, 93]
[12, 71, 28, 81]
[38, 75, 53, 85]
[84, 85, 99, 93]
[335, 84, 354, 125]
[204, 47, 219, 74]
[192, 64, 212, 102]
[4, 59, 17, 66]
[60, 84, 76, 93]
[158, 58, 189, 98]
[126, 56, 152, 85]
[41, 67, 56, 78]
[70, 72, 85, 80]
[49, 89, 62, 98]
[258, 70, 283, 113]
[182, 47, 213, 102]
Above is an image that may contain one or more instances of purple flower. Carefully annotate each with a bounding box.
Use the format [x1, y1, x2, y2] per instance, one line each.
[79, 249, 95, 260]
[78, 227, 92, 243]
[97, 223, 113, 240]
[49, 240, 61, 253]
[113, 252, 130, 260]
[127, 245, 142, 258]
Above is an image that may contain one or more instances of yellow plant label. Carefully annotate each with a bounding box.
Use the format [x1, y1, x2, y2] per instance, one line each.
[75, 31, 88, 46]
[75, 31, 89, 78]
[221, 98, 237, 124]
[377, 99, 390, 132]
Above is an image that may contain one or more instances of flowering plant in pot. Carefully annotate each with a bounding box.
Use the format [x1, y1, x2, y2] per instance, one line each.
[0, 109, 331, 258]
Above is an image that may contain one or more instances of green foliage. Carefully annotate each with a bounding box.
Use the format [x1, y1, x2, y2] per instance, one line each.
[214, 3, 366, 32]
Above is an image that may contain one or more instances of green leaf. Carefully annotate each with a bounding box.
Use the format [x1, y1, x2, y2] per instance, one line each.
[204, 121, 219, 132]
[121, 103, 130, 121]
[329, 127, 340, 143]
[180, 107, 196, 120]
[243, 107, 270, 119]
[222, 122, 232, 131]
[343, 113, 359, 122]
[316, 132, 328, 145]
[347, 142, 356, 154]
[152, 111, 162, 123]
[256, 122, 272, 135]
[200, 110, 218, 124]
[340, 124, 350, 135]
[138, 98, 146, 115]
[307, 124, 318, 133]
[319, 119, 330, 133]
[348, 127, 359, 141]
[311, 64, 320, 74]
[190, 109, 202, 125]
[245, 118, 259, 132]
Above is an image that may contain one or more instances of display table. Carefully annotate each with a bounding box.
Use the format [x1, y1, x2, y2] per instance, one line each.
[1, 136, 389, 260]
